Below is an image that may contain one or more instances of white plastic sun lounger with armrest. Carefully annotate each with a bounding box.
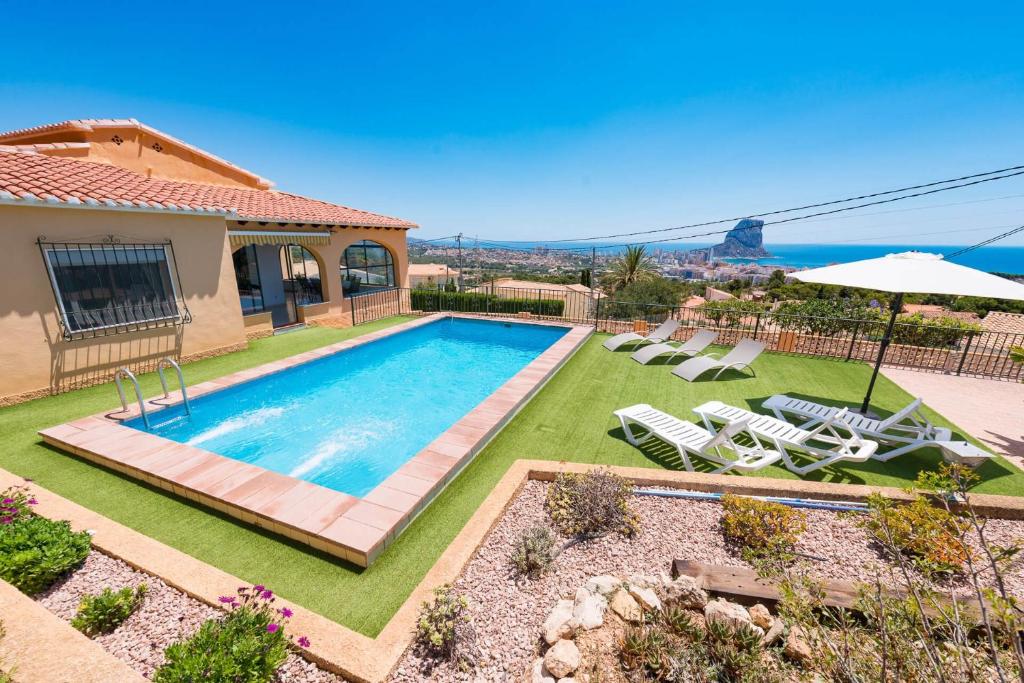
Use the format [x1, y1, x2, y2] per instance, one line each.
[631, 329, 718, 365]
[692, 400, 878, 475]
[671, 339, 765, 382]
[761, 394, 958, 462]
[613, 404, 782, 474]
[603, 318, 680, 351]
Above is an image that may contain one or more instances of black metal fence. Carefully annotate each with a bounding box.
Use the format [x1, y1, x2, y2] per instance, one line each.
[349, 286, 1024, 381]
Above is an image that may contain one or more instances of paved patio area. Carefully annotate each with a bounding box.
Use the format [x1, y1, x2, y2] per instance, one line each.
[882, 367, 1024, 470]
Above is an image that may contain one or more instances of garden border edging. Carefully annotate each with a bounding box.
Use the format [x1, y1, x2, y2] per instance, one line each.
[4, 460, 1024, 682]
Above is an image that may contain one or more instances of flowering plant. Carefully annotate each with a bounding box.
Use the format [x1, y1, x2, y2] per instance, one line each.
[0, 485, 37, 525]
[155, 584, 311, 682]
[0, 485, 89, 595]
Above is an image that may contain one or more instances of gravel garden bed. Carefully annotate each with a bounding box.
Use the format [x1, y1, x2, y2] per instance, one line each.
[389, 480, 1024, 682]
[35, 549, 341, 682]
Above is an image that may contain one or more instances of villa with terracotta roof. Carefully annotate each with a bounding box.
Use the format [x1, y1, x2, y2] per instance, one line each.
[0, 119, 416, 405]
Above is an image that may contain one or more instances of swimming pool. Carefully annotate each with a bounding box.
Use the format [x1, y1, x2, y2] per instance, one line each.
[124, 317, 569, 497]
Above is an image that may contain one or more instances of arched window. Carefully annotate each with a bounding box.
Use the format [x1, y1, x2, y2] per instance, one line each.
[341, 240, 395, 295]
[281, 245, 324, 306]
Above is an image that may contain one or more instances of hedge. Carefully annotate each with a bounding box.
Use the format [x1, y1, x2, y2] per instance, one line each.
[410, 290, 565, 317]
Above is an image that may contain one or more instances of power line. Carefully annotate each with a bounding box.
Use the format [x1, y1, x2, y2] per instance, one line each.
[945, 224, 1024, 259]
[474, 164, 1024, 247]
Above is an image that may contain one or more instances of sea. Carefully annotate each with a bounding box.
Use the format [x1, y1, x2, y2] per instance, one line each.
[418, 239, 1023, 274]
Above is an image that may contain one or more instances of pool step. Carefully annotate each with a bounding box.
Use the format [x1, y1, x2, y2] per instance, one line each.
[272, 323, 307, 336]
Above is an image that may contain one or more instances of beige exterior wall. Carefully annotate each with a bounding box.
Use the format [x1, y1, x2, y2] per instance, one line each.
[0, 205, 247, 404]
[4, 125, 265, 189]
[227, 221, 411, 322]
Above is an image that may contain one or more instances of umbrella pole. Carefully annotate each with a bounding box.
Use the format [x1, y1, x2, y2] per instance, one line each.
[859, 292, 903, 415]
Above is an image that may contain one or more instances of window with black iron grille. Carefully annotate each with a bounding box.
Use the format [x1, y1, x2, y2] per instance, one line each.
[37, 237, 192, 340]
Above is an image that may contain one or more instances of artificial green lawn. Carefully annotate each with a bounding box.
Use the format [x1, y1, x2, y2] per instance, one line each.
[1, 319, 1021, 637]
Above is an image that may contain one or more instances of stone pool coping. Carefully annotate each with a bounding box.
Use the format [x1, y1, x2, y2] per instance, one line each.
[5, 461, 1024, 682]
[38, 313, 592, 567]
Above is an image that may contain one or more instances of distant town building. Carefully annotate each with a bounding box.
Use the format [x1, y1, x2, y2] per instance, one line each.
[409, 263, 458, 288]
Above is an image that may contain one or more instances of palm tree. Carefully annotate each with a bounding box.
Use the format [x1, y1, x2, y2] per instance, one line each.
[607, 245, 657, 293]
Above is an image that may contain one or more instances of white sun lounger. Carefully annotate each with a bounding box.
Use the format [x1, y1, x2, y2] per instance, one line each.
[603, 318, 680, 351]
[672, 339, 765, 382]
[762, 395, 955, 462]
[631, 329, 718, 365]
[613, 404, 782, 473]
[693, 400, 878, 475]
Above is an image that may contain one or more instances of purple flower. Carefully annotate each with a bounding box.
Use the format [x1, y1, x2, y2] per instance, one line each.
[2, 498, 13, 505]
[260, 589, 273, 600]
[0, 516, 12, 525]
[297, 636, 311, 648]
[218, 595, 235, 604]
[27, 498, 37, 506]
[266, 623, 280, 634]
[253, 584, 265, 592]
[279, 607, 293, 618]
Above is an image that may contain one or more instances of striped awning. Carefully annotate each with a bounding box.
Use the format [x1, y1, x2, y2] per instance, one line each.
[228, 230, 332, 248]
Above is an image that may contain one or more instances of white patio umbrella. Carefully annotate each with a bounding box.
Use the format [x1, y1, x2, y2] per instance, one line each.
[791, 251, 1024, 415]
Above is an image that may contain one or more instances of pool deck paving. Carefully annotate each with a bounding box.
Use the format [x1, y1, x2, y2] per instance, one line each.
[882, 367, 1024, 471]
[38, 313, 592, 567]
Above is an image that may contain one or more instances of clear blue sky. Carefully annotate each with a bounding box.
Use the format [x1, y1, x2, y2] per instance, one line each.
[2, 0, 1023, 247]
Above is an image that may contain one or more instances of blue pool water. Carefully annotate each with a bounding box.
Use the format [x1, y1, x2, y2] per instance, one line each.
[125, 318, 569, 496]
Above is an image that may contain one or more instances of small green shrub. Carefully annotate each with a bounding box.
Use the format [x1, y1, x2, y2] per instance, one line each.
[510, 527, 555, 579]
[863, 495, 971, 576]
[620, 624, 674, 679]
[154, 585, 307, 683]
[71, 584, 147, 637]
[416, 584, 477, 670]
[546, 469, 639, 539]
[0, 487, 91, 595]
[721, 494, 807, 562]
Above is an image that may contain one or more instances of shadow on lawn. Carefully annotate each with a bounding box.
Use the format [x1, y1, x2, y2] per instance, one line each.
[33, 440, 366, 574]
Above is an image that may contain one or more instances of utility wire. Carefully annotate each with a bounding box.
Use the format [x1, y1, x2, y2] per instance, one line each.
[471, 168, 1024, 252]
[472, 165, 1024, 248]
[944, 224, 1024, 259]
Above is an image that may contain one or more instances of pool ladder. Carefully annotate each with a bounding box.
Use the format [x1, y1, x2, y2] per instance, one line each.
[114, 357, 192, 429]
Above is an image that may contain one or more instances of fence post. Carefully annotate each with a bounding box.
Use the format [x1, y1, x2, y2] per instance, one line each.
[955, 331, 976, 376]
[350, 295, 356, 327]
[752, 312, 762, 341]
[845, 321, 860, 361]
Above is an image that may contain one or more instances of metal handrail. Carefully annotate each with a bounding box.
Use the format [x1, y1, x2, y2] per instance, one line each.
[113, 367, 151, 429]
[156, 357, 191, 416]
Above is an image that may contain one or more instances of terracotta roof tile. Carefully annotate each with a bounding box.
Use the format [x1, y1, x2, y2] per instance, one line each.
[0, 119, 273, 189]
[0, 150, 416, 228]
[981, 311, 1024, 335]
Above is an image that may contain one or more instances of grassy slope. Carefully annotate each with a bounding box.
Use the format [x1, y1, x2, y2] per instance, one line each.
[1, 323, 1021, 637]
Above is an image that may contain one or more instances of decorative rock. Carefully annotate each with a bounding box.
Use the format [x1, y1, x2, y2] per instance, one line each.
[762, 618, 786, 646]
[573, 587, 608, 630]
[628, 574, 661, 590]
[627, 584, 662, 613]
[530, 657, 556, 683]
[748, 603, 774, 631]
[584, 575, 622, 596]
[543, 639, 581, 679]
[704, 599, 764, 638]
[662, 574, 708, 609]
[609, 589, 643, 623]
[785, 625, 813, 663]
[542, 600, 577, 645]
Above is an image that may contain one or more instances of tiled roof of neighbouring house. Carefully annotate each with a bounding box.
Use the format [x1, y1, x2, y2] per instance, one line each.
[0, 149, 417, 228]
[981, 311, 1024, 335]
